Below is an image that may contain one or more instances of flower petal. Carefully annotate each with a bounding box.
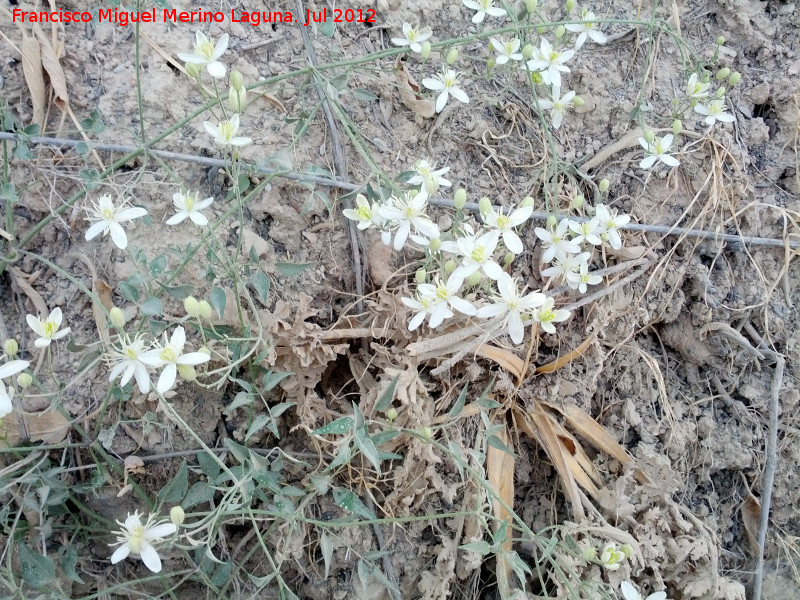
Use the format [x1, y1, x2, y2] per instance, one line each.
[110, 544, 131, 565]
[139, 543, 163, 573]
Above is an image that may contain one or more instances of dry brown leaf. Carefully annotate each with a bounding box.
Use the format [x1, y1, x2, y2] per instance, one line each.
[20, 34, 45, 128]
[536, 332, 596, 374]
[476, 344, 524, 378]
[487, 425, 515, 598]
[9, 267, 49, 317]
[395, 58, 435, 119]
[544, 401, 632, 467]
[741, 493, 761, 552]
[0, 410, 71, 446]
[556, 431, 603, 488]
[34, 25, 69, 109]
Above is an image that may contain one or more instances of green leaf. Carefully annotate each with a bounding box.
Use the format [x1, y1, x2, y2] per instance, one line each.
[274, 262, 314, 276]
[75, 141, 89, 155]
[141, 297, 163, 317]
[157, 282, 195, 299]
[158, 461, 188, 503]
[487, 434, 517, 457]
[60, 546, 84, 584]
[225, 439, 251, 464]
[270, 402, 296, 419]
[332, 487, 375, 520]
[119, 281, 139, 303]
[149, 254, 167, 277]
[448, 383, 469, 418]
[246, 415, 272, 441]
[263, 370, 292, 392]
[271, 493, 295, 515]
[211, 562, 232, 587]
[209, 286, 226, 319]
[23, 123, 40, 135]
[370, 429, 399, 447]
[18, 542, 55, 587]
[354, 431, 381, 474]
[313, 417, 354, 436]
[251, 271, 271, 304]
[375, 375, 399, 412]
[460, 540, 492, 556]
[319, 13, 336, 37]
[320, 530, 333, 579]
[225, 391, 254, 412]
[236, 174, 251, 195]
[351, 87, 378, 102]
[328, 443, 352, 471]
[184, 481, 216, 509]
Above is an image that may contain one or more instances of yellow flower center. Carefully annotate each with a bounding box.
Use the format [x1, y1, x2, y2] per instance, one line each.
[471, 246, 486, 262]
[184, 194, 196, 212]
[160, 347, 177, 363]
[356, 206, 371, 220]
[549, 51, 560, 62]
[407, 29, 418, 42]
[435, 285, 448, 300]
[540, 309, 555, 322]
[102, 207, 115, 220]
[128, 525, 145, 554]
[219, 121, 234, 142]
[496, 215, 509, 229]
[125, 347, 138, 360]
[198, 40, 215, 60]
[44, 321, 57, 338]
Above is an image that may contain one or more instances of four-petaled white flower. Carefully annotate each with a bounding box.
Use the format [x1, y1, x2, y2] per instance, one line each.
[686, 73, 710, 100]
[490, 37, 523, 64]
[565, 10, 607, 50]
[177, 31, 229, 78]
[407, 160, 452, 195]
[402, 293, 448, 331]
[422, 68, 470, 113]
[0, 359, 30, 380]
[620, 581, 668, 600]
[417, 275, 476, 328]
[462, 0, 507, 23]
[599, 542, 627, 570]
[204, 114, 252, 148]
[638, 133, 679, 169]
[85, 195, 148, 250]
[107, 335, 152, 394]
[452, 230, 505, 281]
[566, 260, 603, 293]
[537, 85, 576, 130]
[166, 191, 214, 226]
[568, 217, 603, 246]
[0, 380, 13, 418]
[535, 219, 581, 263]
[477, 273, 546, 344]
[140, 326, 211, 394]
[483, 203, 533, 255]
[594, 204, 631, 250]
[694, 98, 735, 126]
[379, 190, 440, 251]
[391, 23, 432, 53]
[541, 251, 590, 283]
[110, 511, 177, 573]
[525, 38, 575, 88]
[531, 297, 571, 334]
[26, 308, 71, 349]
[343, 194, 379, 230]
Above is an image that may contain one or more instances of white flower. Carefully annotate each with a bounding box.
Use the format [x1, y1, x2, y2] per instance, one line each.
[177, 31, 229, 78]
[638, 133, 679, 169]
[166, 191, 214, 226]
[107, 335, 152, 394]
[379, 190, 440, 250]
[0, 380, 13, 418]
[462, 0, 507, 23]
[535, 220, 581, 263]
[422, 68, 469, 113]
[140, 326, 210, 394]
[567, 217, 603, 246]
[537, 85, 576, 130]
[525, 38, 575, 88]
[531, 297, 570, 334]
[541, 251, 590, 282]
[477, 273, 546, 344]
[26, 307, 70, 349]
[0, 359, 30, 380]
[490, 37, 523, 64]
[620, 581, 668, 600]
[694, 98, 735, 126]
[484, 203, 533, 254]
[418, 275, 476, 328]
[110, 511, 177, 573]
[407, 160, 452, 195]
[452, 230, 504, 281]
[391, 23, 432, 53]
[401, 293, 451, 331]
[203, 114, 252, 148]
[85, 195, 148, 250]
[566, 260, 602, 293]
[594, 204, 631, 250]
[686, 73, 710, 100]
[565, 10, 607, 50]
[343, 194, 379, 230]
[599, 542, 627, 570]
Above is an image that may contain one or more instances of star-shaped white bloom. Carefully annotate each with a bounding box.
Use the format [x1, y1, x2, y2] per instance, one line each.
[594, 204, 631, 250]
[462, 0, 507, 23]
[391, 23, 432, 53]
[417, 274, 476, 328]
[537, 85, 576, 130]
[477, 273, 546, 344]
[599, 542, 627, 570]
[565, 10, 607, 50]
[541, 251, 590, 283]
[85, 195, 148, 250]
[107, 335, 152, 394]
[140, 326, 210, 394]
[203, 114, 252, 148]
[567, 217, 603, 246]
[343, 194, 379, 230]
[0, 359, 30, 380]
[177, 31, 229, 78]
[686, 73, 710, 100]
[483, 203, 533, 255]
[422, 68, 469, 113]
[638, 133, 679, 169]
[531, 297, 571, 334]
[401, 292, 452, 331]
[620, 581, 668, 600]
[26, 307, 71, 349]
[452, 230, 504, 281]
[166, 191, 214, 226]
[694, 98, 735, 126]
[379, 190, 440, 250]
[566, 260, 603, 293]
[525, 38, 575, 88]
[407, 160, 452, 195]
[490, 37, 523, 64]
[535, 219, 581, 263]
[0, 380, 13, 418]
[110, 511, 177, 573]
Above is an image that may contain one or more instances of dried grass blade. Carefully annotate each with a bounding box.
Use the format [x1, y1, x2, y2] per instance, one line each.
[535, 332, 596, 374]
[476, 344, 524, 379]
[544, 401, 632, 466]
[34, 25, 68, 109]
[487, 425, 515, 597]
[20, 35, 46, 127]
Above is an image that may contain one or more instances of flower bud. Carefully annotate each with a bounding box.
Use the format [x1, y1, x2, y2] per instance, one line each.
[546, 214, 558, 229]
[170, 506, 186, 527]
[573, 96, 584, 106]
[17, 372, 32, 389]
[565, 0, 576, 12]
[598, 178, 610, 193]
[198, 300, 212, 320]
[644, 129, 655, 144]
[716, 86, 726, 98]
[479, 196, 492, 218]
[444, 259, 457, 274]
[185, 62, 202, 79]
[728, 71, 741, 86]
[569, 194, 585, 210]
[4, 339, 18, 357]
[521, 44, 535, 60]
[178, 364, 197, 382]
[386, 407, 398, 421]
[109, 307, 126, 329]
[716, 35, 725, 46]
[555, 25, 566, 39]
[716, 67, 731, 80]
[672, 119, 682, 135]
[582, 546, 597, 561]
[228, 86, 247, 113]
[453, 188, 467, 210]
[526, 0, 538, 13]
[521, 196, 534, 209]
[199, 346, 212, 357]
[184, 296, 201, 319]
[230, 70, 244, 91]
[428, 237, 441, 252]
[420, 42, 432, 61]
[446, 48, 459, 65]
[467, 271, 482, 287]
[487, 57, 496, 70]
[420, 426, 433, 440]
[504, 252, 515, 267]
[620, 544, 633, 558]
[415, 268, 427, 284]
